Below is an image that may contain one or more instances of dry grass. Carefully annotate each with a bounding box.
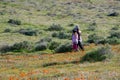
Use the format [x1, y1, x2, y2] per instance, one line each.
[0, 44, 120, 80]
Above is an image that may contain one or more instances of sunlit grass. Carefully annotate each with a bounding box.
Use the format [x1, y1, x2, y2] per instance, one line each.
[0, 44, 120, 79]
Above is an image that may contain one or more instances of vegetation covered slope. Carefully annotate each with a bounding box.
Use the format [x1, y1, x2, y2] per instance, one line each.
[0, 0, 120, 53]
[0, 0, 120, 80]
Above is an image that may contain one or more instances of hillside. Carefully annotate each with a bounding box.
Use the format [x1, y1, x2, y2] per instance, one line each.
[0, 0, 120, 80]
[0, 0, 120, 47]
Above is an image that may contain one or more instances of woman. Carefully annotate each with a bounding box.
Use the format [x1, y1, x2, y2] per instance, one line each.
[73, 25, 84, 51]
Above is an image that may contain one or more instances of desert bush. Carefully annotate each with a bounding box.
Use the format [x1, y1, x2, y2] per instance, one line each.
[11, 41, 32, 52]
[49, 41, 61, 50]
[48, 24, 63, 31]
[106, 37, 120, 44]
[35, 42, 48, 51]
[4, 28, 11, 33]
[58, 32, 67, 39]
[97, 39, 107, 44]
[81, 44, 113, 62]
[58, 31, 71, 39]
[39, 37, 52, 42]
[87, 34, 104, 44]
[94, 30, 120, 44]
[34, 37, 52, 51]
[55, 42, 72, 53]
[111, 26, 119, 30]
[87, 25, 96, 31]
[0, 11, 5, 15]
[52, 31, 71, 39]
[109, 31, 120, 39]
[0, 44, 11, 53]
[52, 32, 58, 37]
[87, 23, 96, 31]
[91, 22, 97, 26]
[8, 19, 21, 25]
[18, 29, 38, 36]
[68, 23, 74, 26]
[0, 41, 33, 53]
[107, 12, 119, 16]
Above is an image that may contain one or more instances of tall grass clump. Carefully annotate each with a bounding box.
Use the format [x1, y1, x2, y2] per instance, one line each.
[18, 28, 38, 36]
[55, 42, 72, 53]
[87, 33, 104, 44]
[0, 41, 33, 53]
[49, 41, 61, 50]
[81, 44, 114, 62]
[8, 19, 21, 25]
[52, 31, 71, 39]
[48, 24, 64, 31]
[35, 42, 48, 51]
[0, 44, 11, 53]
[11, 41, 33, 52]
[34, 37, 52, 51]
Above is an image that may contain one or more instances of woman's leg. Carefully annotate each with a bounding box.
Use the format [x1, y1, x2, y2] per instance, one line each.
[78, 41, 84, 51]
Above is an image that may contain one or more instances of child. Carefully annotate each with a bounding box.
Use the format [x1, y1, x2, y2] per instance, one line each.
[72, 31, 78, 51]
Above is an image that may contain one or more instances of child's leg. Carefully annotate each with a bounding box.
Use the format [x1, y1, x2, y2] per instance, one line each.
[75, 44, 78, 51]
[72, 43, 76, 52]
[72, 44, 75, 51]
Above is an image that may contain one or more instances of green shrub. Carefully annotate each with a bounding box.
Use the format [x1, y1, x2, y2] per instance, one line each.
[87, 34, 104, 44]
[48, 24, 63, 31]
[106, 37, 120, 44]
[58, 31, 71, 39]
[68, 23, 74, 26]
[88, 33, 120, 45]
[91, 22, 97, 26]
[58, 32, 67, 39]
[107, 12, 119, 16]
[0, 44, 11, 53]
[109, 31, 120, 39]
[0, 11, 5, 15]
[8, 19, 21, 25]
[97, 39, 107, 44]
[35, 42, 48, 51]
[19, 29, 38, 36]
[55, 42, 72, 53]
[49, 41, 61, 50]
[87, 22, 97, 31]
[4, 28, 11, 33]
[0, 41, 33, 53]
[34, 37, 52, 51]
[87, 25, 96, 31]
[111, 26, 119, 30]
[11, 41, 32, 52]
[81, 45, 113, 62]
[52, 32, 58, 37]
[39, 37, 52, 42]
[52, 31, 71, 39]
